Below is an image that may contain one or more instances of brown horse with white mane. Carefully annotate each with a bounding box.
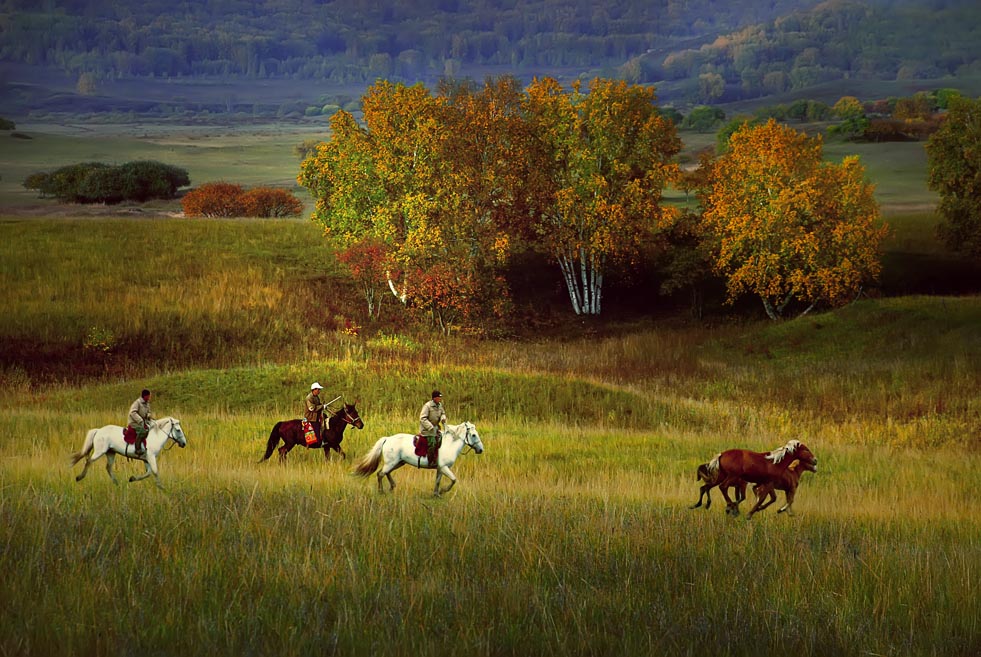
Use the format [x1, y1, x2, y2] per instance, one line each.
[746, 458, 817, 517]
[707, 439, 818, 516]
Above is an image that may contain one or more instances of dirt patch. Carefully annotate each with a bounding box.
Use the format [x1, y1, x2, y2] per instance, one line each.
[0, 202, 183, 219]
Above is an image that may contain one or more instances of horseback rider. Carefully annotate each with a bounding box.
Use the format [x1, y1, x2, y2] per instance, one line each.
[127, 388, 153, 456]
[304, 382, 326, 444]
[419, 389, 447, 466]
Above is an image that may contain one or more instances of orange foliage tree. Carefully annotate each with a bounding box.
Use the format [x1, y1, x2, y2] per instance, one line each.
[699, 119, 888, 319]
[523, 77, 681, 315]
[336, 237, 391, 320]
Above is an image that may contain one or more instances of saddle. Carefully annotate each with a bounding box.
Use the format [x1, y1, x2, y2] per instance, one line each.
[122, 426, 145, 455]
[412, 434, 441, 468]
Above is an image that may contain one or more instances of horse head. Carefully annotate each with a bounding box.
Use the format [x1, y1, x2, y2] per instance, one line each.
[164, 417, 188, 448]
[793, 442, 817, 471]
[462, 422, 484, 454]
[339, 400, 365, 430]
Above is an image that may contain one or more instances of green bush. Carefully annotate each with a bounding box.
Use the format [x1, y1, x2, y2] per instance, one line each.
[23, 160, 190, 204]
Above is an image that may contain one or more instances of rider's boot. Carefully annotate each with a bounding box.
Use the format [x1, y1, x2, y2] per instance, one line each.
[135, 440, 146, 457]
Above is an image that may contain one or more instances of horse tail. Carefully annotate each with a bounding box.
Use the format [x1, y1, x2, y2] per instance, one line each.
[260, 422, 284, 462]
[705, 453, 721, 475]
[70, 429, 97, 466]
[352, 437, 385, 477]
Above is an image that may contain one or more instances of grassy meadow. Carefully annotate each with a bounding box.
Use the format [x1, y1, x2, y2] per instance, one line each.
[1, 123, 980, 656]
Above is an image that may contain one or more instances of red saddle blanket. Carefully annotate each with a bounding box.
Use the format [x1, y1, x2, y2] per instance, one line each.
[123, 426, 138, 444]
[413, 435, 430, 458]
[301, 420, 318, 445]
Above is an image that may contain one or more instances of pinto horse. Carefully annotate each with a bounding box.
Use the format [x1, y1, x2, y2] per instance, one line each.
[707, 439, 818, 516]
[260, 401, 364, 463]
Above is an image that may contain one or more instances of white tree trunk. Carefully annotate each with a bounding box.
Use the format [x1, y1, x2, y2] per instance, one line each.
[386, 271, 408, 305]
[558, 250, 603, 316]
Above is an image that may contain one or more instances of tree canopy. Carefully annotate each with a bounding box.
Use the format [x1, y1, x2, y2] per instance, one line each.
[926, 95, 981, 260]
[699, 120, 887, 319]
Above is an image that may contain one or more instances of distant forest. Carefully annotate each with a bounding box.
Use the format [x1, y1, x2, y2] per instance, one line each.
[1, 0, 979, 104]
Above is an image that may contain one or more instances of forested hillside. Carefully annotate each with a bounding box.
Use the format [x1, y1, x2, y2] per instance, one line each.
[2, 0, 978, 109]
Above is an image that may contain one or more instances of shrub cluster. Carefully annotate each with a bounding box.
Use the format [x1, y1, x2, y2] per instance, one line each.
[23, 160, 190, 204]
[181, 182, 304, 218]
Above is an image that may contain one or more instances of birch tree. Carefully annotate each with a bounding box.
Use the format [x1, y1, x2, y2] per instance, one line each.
[523, 77, 681, 315]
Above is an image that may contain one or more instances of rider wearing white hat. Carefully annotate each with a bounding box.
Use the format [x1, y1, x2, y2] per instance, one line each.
[304, 382, 326, 443]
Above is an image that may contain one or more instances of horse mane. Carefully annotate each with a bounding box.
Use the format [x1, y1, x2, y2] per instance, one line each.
[765, 439, 802, 464]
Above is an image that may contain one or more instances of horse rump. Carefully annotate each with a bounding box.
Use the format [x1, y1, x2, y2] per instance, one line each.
[260, 421, 286, 462]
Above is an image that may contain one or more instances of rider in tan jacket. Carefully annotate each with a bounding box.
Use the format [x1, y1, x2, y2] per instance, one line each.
[127, 389, 153, 456]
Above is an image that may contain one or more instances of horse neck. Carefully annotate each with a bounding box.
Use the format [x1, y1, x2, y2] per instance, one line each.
[147, 418, 171, 447]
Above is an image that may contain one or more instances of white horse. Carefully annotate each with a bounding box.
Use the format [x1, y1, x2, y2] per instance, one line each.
[353, 421, 484, 496]
[70, 417, 187, 489]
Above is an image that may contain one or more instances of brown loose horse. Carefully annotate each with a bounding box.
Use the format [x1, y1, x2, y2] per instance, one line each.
[746, 458, 817, 517]
[707, 439, 818, 516]
[260, 401, 364, 463]
[691, 459, 746, 510]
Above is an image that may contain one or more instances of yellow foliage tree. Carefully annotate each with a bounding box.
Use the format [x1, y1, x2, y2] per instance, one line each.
[700, 119, 888, 319]
[523, 77, 681, 315]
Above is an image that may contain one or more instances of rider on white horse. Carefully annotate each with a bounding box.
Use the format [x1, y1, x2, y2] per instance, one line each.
[127, 388, 153, 456]
[419, 389, 447, 464]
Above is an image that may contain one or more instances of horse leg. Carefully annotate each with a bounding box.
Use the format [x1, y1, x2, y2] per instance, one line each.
[691, 483, 715, 509]
[76, 449, 98, 482]
[378, 461, 405, 493]
[278, 443, 294, 463]
[718, 478, 739, 515]
[434, 466, 456, 497]
[104, 451, 120, 485]
[748, 485, 777, 518]
[129, 453, 157, 486]
[777, 487, 797, 515]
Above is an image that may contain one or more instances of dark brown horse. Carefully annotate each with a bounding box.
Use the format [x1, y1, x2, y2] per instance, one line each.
[260, 401, 364, 463]
[709, 439, 818, 515]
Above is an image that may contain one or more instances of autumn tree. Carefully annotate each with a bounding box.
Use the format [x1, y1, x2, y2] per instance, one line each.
[523, 77, 681, 315]
[299, 78, 537, 331]
[336, 238, 390, 320]
[926, 95, 981, 259]
[700, 119, 887, 320]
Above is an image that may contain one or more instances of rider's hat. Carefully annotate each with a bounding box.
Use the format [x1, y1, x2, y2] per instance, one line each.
[311, 382, 324, 390]
[432, 389, 442, 399]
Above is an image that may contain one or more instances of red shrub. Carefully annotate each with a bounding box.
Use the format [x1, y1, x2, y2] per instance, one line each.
[239, 187, 304, 217]
[181, 182, 245, 217]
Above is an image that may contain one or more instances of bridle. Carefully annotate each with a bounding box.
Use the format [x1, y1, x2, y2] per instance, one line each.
[329, 406, 362, 428]
[460, 424, 480, 454]
[161, 419, 184, 451]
